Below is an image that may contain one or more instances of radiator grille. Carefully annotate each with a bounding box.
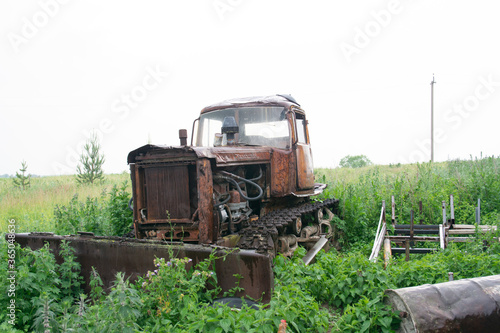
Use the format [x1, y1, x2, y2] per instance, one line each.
[145, 166, 191, 220]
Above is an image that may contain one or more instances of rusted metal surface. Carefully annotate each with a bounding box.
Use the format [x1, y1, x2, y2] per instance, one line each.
[197, 146, 272, 166]
[238, 199, 339, 254]
[270, 148, 294, 197]
[145, 165, 190, 220]
[295, 143, 315, 190]
[127, 95, 335, 257]
[128, 145, 272, 167]
[196, 158, 214, 243]
[179, 129, 188, 146]
[386, 274, 500, 332]
[14, 233, 273, 303]
[200, 95, 302, 114]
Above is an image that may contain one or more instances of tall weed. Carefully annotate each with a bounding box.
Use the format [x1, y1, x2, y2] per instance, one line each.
[317, 156, 500, 246]
[54, 181, 132, 236]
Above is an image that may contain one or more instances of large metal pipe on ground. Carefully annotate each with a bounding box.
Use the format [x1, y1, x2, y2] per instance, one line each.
[385, 274, 500, 332]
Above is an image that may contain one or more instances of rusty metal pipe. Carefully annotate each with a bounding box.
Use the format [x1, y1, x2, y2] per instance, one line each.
[179, 129, 188, 146]
[386, 274, 500, 332]
[302, 235, 328, 265]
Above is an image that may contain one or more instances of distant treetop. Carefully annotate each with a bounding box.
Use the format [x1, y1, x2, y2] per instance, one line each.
[339, 155, 372, 168]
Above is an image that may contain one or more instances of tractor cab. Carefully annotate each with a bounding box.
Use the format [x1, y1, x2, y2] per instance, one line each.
[192, 94, 315, 193]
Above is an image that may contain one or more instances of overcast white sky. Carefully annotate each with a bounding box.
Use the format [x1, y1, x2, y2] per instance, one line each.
[1, 0, 499, 176]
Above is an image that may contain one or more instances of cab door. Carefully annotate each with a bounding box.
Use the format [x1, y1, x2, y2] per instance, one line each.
[294, 112, 315, 190]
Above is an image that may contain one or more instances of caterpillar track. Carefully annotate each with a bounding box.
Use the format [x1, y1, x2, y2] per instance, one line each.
[238, 198, 339, 256]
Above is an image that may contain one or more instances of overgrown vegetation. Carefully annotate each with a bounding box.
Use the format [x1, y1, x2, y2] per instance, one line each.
[1, 235, 499, 332]
[0, 173, 130, 234]
[317, 156, 500, 246]
[54, 181, 133, 236]
[1, 156, 499, 331]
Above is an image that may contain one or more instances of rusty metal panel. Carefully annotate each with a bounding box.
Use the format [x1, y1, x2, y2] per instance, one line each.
[295, 143, 314, 190]
[145, 166, 190, 220]
[270, 148, 293, 196]
[193, 146, 272, 166]
[386, 274, 500, 332]
[13, 233, 273, 304]
[200, 95, 299, 114]
[128, 144, 272, 167]
[197, 159, 215, 243]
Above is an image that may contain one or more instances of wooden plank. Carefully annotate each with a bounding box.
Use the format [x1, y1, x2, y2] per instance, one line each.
[391, 195, 396, 227]
[448, 237, 476, 242]
[396, 225, 440, 230]
[439, 224, 445, 249]
[370, 223, 386, 262]
[450, 194, 455, 226]
[387, 236, 440, 242]
[410, 210, 414, 242]
[449, 229, 496, 235]
[394, 230, 440, 235]
[392, 247, 437, 254]
[452, 224, 496, 230]
[442, 201, 447, 226]
[370, 205, 386, 261]
[384, 238, 392, 268]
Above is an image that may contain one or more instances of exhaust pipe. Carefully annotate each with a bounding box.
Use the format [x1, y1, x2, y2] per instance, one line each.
[179, 129, 188, 146]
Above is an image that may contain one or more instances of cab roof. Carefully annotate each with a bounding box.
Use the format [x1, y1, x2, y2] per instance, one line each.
[201, 94, 302, 114]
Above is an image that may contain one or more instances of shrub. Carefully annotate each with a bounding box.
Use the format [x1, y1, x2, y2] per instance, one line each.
[339, 155, 372, 168]
[54, 181, 132, 236]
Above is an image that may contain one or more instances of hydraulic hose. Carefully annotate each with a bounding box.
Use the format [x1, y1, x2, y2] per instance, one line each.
[216, 171, 264, 201]
[214, 192, 231, 207]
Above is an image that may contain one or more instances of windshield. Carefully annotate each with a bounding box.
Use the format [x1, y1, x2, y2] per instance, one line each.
[195, 106, 291, 149]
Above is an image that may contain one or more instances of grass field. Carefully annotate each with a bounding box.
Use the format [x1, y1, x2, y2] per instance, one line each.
[2, 157, 499, 241]
[0, 173, 130, 233]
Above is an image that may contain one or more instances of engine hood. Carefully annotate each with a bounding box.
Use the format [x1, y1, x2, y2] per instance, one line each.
[128, 144, 275, 166]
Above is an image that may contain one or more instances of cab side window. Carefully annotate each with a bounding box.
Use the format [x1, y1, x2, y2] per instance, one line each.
[296, 114, 307, 143]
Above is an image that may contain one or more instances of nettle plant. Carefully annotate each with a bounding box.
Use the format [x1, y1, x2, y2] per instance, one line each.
[139, 256, 219, 320]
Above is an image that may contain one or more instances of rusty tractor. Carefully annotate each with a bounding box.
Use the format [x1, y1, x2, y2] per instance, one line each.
[128, 94, 339, 257]
[15, 95, 338, 302]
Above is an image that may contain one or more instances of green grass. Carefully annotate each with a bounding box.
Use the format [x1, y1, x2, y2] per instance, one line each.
[1, 156, 500, 332]
[0, 173, 130, 233]
[316, 156, 500, 246]
[3, 156, 500, 242]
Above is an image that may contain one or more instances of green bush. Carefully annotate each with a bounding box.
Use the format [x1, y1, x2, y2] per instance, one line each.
[54, 181, 132, 236]
[0, 241, 83, 331]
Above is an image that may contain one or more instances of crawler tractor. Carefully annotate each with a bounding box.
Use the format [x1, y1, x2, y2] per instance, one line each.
[128, 94, 339, 256]
[14, 94, 338, 302]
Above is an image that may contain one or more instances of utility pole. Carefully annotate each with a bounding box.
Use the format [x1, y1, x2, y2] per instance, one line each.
[430, 74, 436, 162]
